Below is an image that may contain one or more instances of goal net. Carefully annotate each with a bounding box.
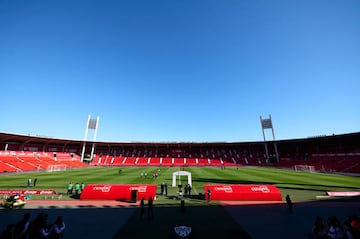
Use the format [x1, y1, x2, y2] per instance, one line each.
[47, 164, 67, 172]
[294, 165, 315, 172]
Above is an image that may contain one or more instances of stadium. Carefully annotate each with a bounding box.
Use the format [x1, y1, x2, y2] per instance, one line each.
[1, 1, 360, 238]
[0, 128, 359, 239]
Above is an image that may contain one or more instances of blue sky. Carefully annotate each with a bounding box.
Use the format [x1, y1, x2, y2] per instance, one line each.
[0, 0, 359, 142]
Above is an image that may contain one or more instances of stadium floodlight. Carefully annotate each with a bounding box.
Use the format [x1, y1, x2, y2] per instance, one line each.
[260, 115, 279, 163]
[80, 115, 100, 162]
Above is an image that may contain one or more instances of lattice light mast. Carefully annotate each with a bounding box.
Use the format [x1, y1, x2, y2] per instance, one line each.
[81, 115, 100, 162]
[260, 115, 279, 163]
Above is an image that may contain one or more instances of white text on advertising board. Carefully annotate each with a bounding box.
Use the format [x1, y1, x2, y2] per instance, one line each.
[214, 186, 233, 193]
[129, 186, 147, 193]
[93, 186, 112, 193]
[250, 186, 270, 193]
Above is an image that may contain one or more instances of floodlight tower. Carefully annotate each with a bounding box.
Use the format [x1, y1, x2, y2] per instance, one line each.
[260, 115, 279, 163]
[81, 115, 100, 162]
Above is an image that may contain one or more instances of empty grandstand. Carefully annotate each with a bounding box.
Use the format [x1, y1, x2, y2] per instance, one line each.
[0, 132, 359, 173]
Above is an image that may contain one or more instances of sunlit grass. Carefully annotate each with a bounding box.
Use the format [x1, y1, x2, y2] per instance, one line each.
[0, 166, 359, 203]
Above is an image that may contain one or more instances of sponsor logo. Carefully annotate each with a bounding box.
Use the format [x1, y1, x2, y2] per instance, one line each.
[93, 186, 112, 193]
[129, 186, 147, 192]
[0, 190, 55, 195]
[174, 226, 192, 238]
[24, 190, 37, 194]
[0, 190, 22, 194]
[250, 186, 270, 193]
[214, 186, 233, 193]
[39, 190, 55, 195]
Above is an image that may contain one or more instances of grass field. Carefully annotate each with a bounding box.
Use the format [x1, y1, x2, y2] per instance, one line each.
[0, 166, 359, 203]
[1, 167, 359, 239]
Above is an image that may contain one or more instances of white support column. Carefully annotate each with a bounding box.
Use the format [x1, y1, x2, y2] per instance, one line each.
[270, 115, 279, 162]
[260, 116, 269, 162]
[260, 115, 279, 163]
[81, 115, 100, 162]
[90, 116, 100, 161]
[81, 115, 91, 162]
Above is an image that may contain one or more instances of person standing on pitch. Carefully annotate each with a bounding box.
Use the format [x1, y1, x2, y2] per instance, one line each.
[286, 194, 293, 213]
[148, 196, 153, 220]
[67, 182, 73, 195]
[140, 197, 145, 220]
[81, 182, 85, 193]
[27, 178, 31, 188]
[75, 182, 80, 195]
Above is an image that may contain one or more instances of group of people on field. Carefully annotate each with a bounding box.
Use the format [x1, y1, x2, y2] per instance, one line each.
[139, 197, 154, 221]
[26, 178, 38, 188]
[67, 182, 85, 195]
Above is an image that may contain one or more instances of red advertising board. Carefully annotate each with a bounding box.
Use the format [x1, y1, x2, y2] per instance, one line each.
[0, 190, 56, 195]
[204, 184, 282, 201]
[80, 184, 157, 201]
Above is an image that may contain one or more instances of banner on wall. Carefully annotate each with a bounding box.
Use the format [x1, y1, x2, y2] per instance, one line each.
[0, 190, 56, 195]
[204, 184, 282, 201]
[80, 184, 157, 201]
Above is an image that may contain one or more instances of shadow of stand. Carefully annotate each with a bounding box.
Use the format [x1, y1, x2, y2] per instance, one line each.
[69, 194, 81, 199]
[166, 193, 205, 201]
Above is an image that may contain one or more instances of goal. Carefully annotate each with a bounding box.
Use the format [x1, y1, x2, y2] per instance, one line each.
[47, 164, 67, 172]
[294, 165, 315, 172]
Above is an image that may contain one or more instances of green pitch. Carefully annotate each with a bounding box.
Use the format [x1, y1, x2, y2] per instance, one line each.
[0, 167, 359, 203]
[1, 167, 359, 239]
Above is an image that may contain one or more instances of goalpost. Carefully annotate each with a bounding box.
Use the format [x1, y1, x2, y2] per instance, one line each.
[294, 165, 315, 172]
[47, 164, 67, 172]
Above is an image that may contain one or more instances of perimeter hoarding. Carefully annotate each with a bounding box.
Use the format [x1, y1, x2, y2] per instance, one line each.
[0, 190, 56, 195]
[80, 184, 157, 201]
[204, 184, 282, 201]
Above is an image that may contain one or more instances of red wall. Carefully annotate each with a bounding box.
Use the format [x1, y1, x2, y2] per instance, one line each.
[204, 184, 282, 201]
[80, 184, 157, 201]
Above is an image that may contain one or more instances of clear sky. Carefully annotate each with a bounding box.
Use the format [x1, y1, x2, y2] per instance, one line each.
[0, 0, 359, 143]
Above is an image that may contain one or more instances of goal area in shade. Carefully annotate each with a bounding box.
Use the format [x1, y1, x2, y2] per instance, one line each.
[294, 165, 315, 172]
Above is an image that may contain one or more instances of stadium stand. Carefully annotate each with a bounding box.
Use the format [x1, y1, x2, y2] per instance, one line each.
[0, 132, 359, 173]
[209, 158, 223, 166]
[186, 157, 197, 166]
[197, 158, 210, 166]
[136, 157, 149, 166]
[161, 157, 173, 166]
[149, 157, 161, 166]
[122, 157, 137, 166]
[0, 150, 87, 173]
[173, 157, 185, 167]
[111, 156, 124, 165]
